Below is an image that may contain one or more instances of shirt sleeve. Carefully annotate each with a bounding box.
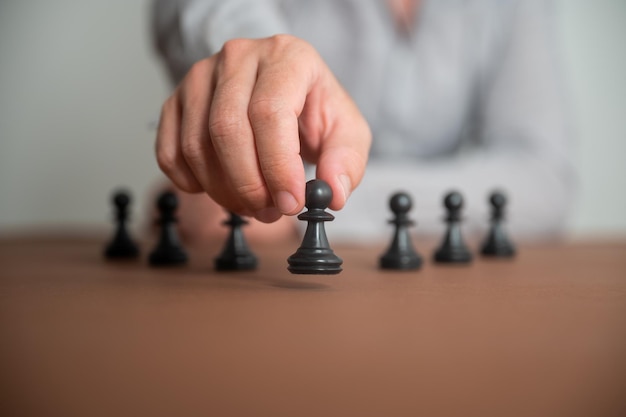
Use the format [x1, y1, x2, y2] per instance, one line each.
[151, 0, 288, 83]
[331, 0, 576, 242]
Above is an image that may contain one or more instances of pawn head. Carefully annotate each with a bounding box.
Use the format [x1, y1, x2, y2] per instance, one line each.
[305, 179, 333, 210]
[157, 191, 178, 213]
[444, 191, 464, 211]
[490, 191, 507, 208]
[112, 190, 131, 208]
[389, 192, 412, 214]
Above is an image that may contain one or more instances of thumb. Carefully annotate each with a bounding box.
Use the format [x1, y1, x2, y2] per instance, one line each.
[315, 104, 371, 211]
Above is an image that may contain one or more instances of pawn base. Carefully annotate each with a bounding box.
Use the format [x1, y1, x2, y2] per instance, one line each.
[288, 248, 342, 275]
[481, 242, 516, 258]
[104, 242, 139, 260]
[380, 252, 422, 270]
[434, 247, 473, 264]
[149, 247, 188, 266]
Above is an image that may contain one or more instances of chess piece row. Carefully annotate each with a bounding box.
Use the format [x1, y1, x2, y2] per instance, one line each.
[104, 180, 514, 275]
[379, 190, 516, 271]
[104, 190, 258, 270]
[104, 180, 343, 275]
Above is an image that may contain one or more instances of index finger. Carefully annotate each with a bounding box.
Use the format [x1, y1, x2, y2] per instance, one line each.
[247, 48, 313, 215]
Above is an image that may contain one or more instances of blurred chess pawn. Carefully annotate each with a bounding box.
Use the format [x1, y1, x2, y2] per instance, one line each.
[149, 191, 188, 266]
[481, 191, 516, 258]
[104, 190, 139, 259]
[433, 191, 472, 264]
[379, 192, 422, 270]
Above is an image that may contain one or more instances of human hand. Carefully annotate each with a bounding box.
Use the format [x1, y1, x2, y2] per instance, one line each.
[155, 35, 371, 223]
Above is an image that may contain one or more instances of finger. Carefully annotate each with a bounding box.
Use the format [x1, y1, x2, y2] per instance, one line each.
[178, 58, 259, 217]
[178, 59, 222, 195]
[248, 47, 311, 216]
[208, 39, 273, 216]
[155, 93, 203, 193]
[315, 95, 372, 211]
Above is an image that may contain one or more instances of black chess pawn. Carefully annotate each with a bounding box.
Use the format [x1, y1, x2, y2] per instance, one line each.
[104, 190, 139, 259]
[433, 191, 473, 264]
[214, 212, 258, 271]
[481, 191, 516, 257]
[379, 192, 422, 270]
[148, 191, 188, 266]
[288, 179, 342, 274]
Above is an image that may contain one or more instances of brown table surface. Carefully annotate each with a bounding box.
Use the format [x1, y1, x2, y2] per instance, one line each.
[1, 235, 625, 417]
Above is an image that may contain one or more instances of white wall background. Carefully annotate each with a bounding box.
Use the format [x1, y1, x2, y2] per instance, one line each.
[0, 0, 169, 232]
[559, 1, 626, 236]
[0, 0, 625, 237]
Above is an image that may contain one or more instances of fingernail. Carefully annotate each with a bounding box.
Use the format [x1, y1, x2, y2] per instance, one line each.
[255, 207, 282, 223]
[276, 191, 298, 214]
[339, 174, 352, 201]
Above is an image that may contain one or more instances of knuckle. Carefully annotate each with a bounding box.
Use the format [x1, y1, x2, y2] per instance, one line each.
[216, 39, 254, 81]
[220, 38, 251, 59]
[266, 34, 313, 59]
[180, 133, 204, 162]
[260, 153, 292, 175]
[267, 33, 296, 49]
[234, 180, 268, 207]
[248, 98, 287, 122]
[268, 33, 291, 45]
[208, 114, 244, 143]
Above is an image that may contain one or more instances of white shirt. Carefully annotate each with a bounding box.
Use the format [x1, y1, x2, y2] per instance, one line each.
[152, 0, 575, 241]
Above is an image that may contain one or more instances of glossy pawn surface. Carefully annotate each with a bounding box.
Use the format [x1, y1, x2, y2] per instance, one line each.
[149, 191, 188, 266]
[481, 191, 516, 257]
[433, 191, 473, 264]
[214, 212, 258, 271]
[104, 190, 139, 259]
[379, 192, 422, 270]
[288, 179, 342, 274]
